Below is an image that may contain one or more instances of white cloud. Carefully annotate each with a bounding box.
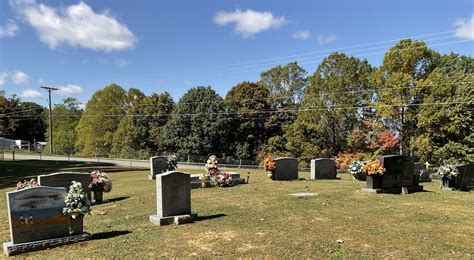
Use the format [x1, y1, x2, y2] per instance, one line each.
[317, 34, 336, 45]
[21, 89, 42, 98]
[214, 9, 285, 38]
[56, 84, 84, 97]
[292, 30, 310, 40]
[10, 70, 29, 85]
[11, 0, 136, 52]
[454, 14, 474, 40]
[0, 72, 7, 85]
[184, 80, 192, 85]
[0, 20, 19, 38]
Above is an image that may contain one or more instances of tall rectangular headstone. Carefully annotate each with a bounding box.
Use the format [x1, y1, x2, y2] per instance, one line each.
[455, 163, 474, 191]
[273, 158, 298, 180]
[3, 187, 91, 256]
[149, 171, 197, 226]
[310, 158, 337, 179]
[149, 156, 169, 180]
[37, 172, 91, 200]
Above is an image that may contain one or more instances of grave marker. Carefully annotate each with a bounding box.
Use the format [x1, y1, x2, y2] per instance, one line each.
[37, 172, 91, 200]
[310, 158, 337, 179]
[3, 187, 90, 256]
[273, 157, 298, 180]
[149, 171, 197, 226]
[149, 156, 169, 180]
[362, 155, 423, 194]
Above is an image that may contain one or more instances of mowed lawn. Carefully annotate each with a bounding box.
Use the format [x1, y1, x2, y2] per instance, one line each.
[0, 160, 473, 258]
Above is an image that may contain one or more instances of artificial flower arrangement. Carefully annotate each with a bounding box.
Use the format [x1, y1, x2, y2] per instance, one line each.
[167, 155, 178, 171]
[435, 165, 459, 179]
[362, 159, 385, 176]
[349, 160, 367, 181]
[89, 170, 113, 192]
[262, 156, 277, 179]
[205, 155, 219, 176]
[63, 181, 91, 219]
[214, 172, 234, 187]
[15, 178, 39, 190]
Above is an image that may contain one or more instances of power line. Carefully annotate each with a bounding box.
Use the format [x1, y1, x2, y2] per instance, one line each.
[83, 30, 458, 84]
[2, 100, 471, 119]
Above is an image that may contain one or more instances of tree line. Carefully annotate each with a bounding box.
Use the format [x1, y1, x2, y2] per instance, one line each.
[1, 39, 472, 166]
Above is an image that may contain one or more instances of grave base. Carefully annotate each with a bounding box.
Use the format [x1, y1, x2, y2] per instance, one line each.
[149, 212, 198, 226]
[92, 199, 109, 205]
[362, 185, 423, 194]
[3, 232, 91, 256]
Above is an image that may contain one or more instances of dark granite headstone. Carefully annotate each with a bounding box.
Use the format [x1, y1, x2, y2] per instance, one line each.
[310, 158, 337, 179]
[149, 156, 168, 180]
[273, 158, 298, 180]
[37, 172, 91, 200]
[362, 155, 423, 194]
[149, 171, 197, 225]
[455, 163, 474, 191]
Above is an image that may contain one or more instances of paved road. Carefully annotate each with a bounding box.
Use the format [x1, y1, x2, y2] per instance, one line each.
[2, 153, 262, 170]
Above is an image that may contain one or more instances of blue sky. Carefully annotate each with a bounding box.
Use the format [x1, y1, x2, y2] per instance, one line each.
[0, 0, 473, 107]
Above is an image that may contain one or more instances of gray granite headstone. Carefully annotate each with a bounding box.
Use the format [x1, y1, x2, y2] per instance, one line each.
[273, 157, 298, 180]
[149, 156, 168, 180]
[37, 172, 91, 200]
[310, 158, 337, 179]
[149, 171, 196, 225]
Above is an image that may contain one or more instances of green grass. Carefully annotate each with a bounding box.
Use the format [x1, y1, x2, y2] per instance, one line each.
[1, 160, 473, 258]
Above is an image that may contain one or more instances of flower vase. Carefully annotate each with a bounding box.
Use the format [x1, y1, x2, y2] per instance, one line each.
[69, 215, 84, 235]
[267, 172, 273, 179]
[94, 190, 104, 203]
[367, 175, 383, 189]
[442, 177, 455, 188]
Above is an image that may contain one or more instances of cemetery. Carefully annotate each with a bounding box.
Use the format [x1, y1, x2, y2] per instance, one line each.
[0, 159, 473, 257]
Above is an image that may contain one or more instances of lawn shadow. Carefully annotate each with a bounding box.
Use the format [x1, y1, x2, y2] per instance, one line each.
[93, 196, 130, 205]
[91, 230, 132, 240]
[194, 213, 227, 222]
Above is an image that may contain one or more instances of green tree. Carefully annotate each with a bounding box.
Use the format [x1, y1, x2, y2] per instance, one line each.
[412, 53, 474, 164]
[45, 98, 82, 154]
[163, 86, 229, 159]
[225, 81, 271, 159]
[76, 84, 127, 156]
[372, 39, 438, 155]
[286, 52, 373, 163]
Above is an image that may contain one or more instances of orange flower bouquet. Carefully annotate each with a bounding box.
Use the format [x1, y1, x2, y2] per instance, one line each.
[362, 159, 385, 176]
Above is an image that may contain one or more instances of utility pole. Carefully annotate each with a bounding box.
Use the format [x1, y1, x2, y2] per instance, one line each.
[41, 86, 58, 154]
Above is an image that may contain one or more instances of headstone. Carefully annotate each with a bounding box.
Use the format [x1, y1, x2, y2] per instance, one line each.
[273, 157, 298, 180]
[454, 163, 474, 191]
[37, 172, 91, 200]
[3, 187, 90, 256]
[149, 171, 197, 226]
[415, 163, 431, 182]
[310, 158, 337, 179]
[149, 156, 169, 180]
[362, 155, 423, 194]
